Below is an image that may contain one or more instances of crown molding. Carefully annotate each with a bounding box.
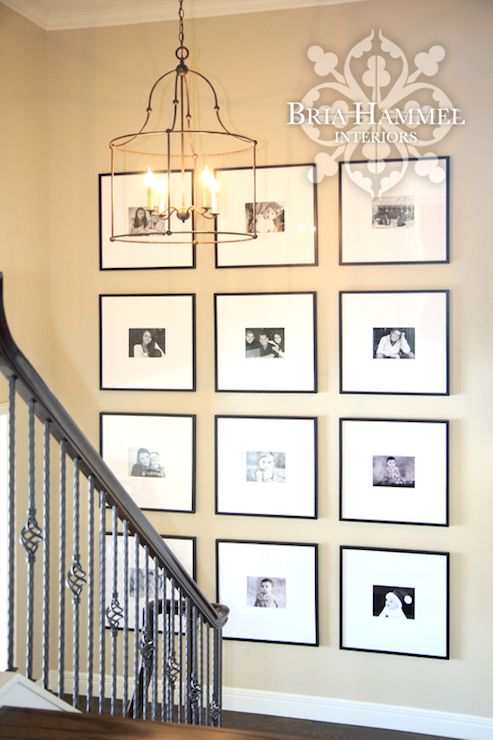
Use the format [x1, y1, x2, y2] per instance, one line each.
[1, 0, 368, 31]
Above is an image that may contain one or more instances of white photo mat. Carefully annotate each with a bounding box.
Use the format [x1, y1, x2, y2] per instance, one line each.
[340, 291, 449, 395]
[340, 547, 449, 658]
[339, 157, 449, 264]
[215, 292, 317, 392]
[215, 416, 317, 518]
[217, 540, 318, 645]
[100, 294, 195, 391]
[100, 413, 195, 513]
[340, 419, 448, 525]
[99, 171, 194, 269]
[215, 164, 317, 267]
[105, 534, 196, 632]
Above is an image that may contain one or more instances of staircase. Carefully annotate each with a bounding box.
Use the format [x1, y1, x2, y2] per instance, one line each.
[0, 273, 228, 726]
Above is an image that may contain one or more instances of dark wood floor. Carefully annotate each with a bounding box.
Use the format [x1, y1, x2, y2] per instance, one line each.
[223, 710, 456, 740]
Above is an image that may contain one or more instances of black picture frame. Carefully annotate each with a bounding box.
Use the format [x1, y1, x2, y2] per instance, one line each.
[340, 546, 450, 659]
[215, 291, 317, 393]
[214, 163, 318, 268]
[104, 532, 197, 632]
[216, 539, 318, 646]
[339, 156, 450, 265]
[100, 412, 196, 513]
[339, 290, 450, 395]
[99, 293, 196, 391]
[339, 418, 449, 526]
[215, 415, 317, 519]
[99, 170, 196, 270]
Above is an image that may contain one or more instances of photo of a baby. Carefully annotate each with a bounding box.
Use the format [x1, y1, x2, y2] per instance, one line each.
[247, 576, 287, 609]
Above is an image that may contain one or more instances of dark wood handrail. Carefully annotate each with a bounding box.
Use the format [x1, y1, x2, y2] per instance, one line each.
[0, 273, 227, 628]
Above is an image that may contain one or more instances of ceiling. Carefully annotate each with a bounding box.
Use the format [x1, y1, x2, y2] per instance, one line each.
[1, 0, 367, 30]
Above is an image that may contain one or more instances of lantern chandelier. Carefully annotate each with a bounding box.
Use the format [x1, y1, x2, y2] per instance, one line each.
[109, 0, 257, 245]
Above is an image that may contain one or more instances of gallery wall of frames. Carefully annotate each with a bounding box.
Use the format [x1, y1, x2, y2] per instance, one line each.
[98, 156, 451, 658]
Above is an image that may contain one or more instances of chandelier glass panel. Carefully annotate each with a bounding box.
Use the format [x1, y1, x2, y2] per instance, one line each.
[109, 0, 257, 245]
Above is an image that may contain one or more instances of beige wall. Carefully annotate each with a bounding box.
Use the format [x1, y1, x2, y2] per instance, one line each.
[0, 5, 51, 377]
[4, 0, 493, 720]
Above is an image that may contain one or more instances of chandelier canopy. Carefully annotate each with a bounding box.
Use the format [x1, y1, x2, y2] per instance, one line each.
[109, 0, 257, 245]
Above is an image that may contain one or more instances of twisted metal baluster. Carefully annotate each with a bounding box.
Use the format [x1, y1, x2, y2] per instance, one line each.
[190, 604, 201, 725]
[57, 440, 67, 697]
[122, 520, 129, 717]
[86, 476, 95, 712]
[151, 560, 159, 721]
[42, 420, 51, 689]
[21, 399, 43, 680]
[7, 376, 16, 672]
[166, 577, 177, 722]
[184, 596, 191, 724]
[178, 587, 184, 723]
[206, 624, 210, 725]
[99, 491, 107, 714]
[161, 565, 168, 723]
[67, 458, 86, 708]
[133, 534, 140, 718]
[141, 547, 152, 721]
[211, 626, 223, 727]
[106, 506, 123, 716]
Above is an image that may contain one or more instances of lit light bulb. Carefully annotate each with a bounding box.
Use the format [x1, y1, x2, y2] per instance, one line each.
[201, 167, 219, 213]
[157, 175, 168, 214]
[144, 167, 155, 210]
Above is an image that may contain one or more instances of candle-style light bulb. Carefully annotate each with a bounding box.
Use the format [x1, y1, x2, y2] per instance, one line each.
[200, 167, 219, 213]
[157, 175, 168, 215]
[144, 167, 155, 210]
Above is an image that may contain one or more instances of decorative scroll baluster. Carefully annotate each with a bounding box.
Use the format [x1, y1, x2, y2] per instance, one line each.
[141, 547, 152, 721]
[122, 520, 129, 717]
[42, 420, 51, 689]
[7, 376, 16, 672]
[151, 560, 159, 721]
[211, 627, 222, 727]
[58, 440, 67, 698]
[86, 476, 95, 712]
[21, 399, 43, 680]
[67, 458, 86, 708]
[178, 588, 184, 723]
[166, 577, 177, 723]
[133, 534, 140, 718]
[184, 596, 191, 724]
[206, 625, 210, 725]
[99, 491, 107, 713]
[161, 565, 168, 723]
[106, 506, 123, 716]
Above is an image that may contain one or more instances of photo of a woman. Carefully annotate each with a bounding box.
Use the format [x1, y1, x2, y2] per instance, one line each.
[129, 328, 166, 358]
[129, 206, 149, 233]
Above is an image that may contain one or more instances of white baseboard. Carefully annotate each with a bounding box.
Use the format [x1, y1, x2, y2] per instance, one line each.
[48, 672, 493, 740]
[222, 686, 493, 740]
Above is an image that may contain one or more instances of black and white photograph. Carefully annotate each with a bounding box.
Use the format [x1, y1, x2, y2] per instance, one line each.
[372, 585, 415, 620]
[105, 533, 196, 632]
[128, 447, 166, 478]
[129, 328, 166, 358]
[339, 291, 449, 395]
[245, 201, 285, 234]
[372, 196, 415, 229]
[217, 540, 318, 645]
[216, 416, 317, 518]
[372, 455, 415, 488]
[373, 327, 415, 359]
[99, 171, 195, 269]
[245, 328, 284, 358]
[339, 419, 449, 525]
[339, 157, 450, 264]
[215, 164, 318, 267]
[100, 294, 195, 391]
[340, 546, 449, 658]
[101, 413, 195, 512]
[246, 451, 286, 483]
[247, 576, 287, 608]
[215, 292, 316, 393]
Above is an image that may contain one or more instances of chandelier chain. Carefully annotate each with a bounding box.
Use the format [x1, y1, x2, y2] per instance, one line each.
[176, 0, 189, 62]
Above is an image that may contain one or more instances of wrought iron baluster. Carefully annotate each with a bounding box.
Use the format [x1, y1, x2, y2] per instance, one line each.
[106, 506, 123, 716]
[99, 491, 107, 714]
[190, 604, 201, 724]
[178, 587, 183, 723]
[58, 440, 67, 698]
[161, 566, 168, 723]
[141, 547, 151, 721]
[7, 376, 16, 673]
[206, 624, 210, 725]
[166, 577, 177, 723]
[184, 596, 191, 724]
[86, 476, 95, 712]
[67, 457, 86, 708]
[199, 614, 204, 725]
[42, 419, 51, 690]
[211, 626, 222, 727]
[151, 559, 159, 721]
[133, 534, 140, 718]
[122, 520, 129, 717]
[21, 399, 42, 681]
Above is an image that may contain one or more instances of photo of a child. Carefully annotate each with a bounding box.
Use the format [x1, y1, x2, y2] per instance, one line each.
[247, 576, 287, 608]
[246, 451, 286, 483]
[245, 201, 285, 234]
